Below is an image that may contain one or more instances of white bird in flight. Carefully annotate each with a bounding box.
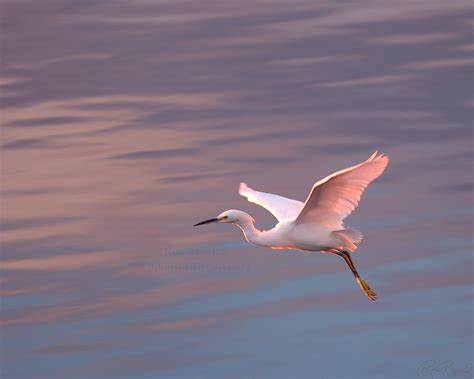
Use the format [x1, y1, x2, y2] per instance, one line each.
[194, 151, 389, 301]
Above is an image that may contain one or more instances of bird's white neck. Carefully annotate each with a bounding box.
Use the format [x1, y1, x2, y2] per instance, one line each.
[233, 218, 268, 247]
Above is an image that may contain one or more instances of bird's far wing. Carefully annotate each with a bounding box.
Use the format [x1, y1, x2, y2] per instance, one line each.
[294, 151, 389, 228]
[239, 182, 304, 222]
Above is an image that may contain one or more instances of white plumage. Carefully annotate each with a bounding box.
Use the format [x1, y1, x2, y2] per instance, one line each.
[195, 151, 389, 301]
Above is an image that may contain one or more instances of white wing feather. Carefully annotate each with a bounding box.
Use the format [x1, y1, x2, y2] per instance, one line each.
[295, 151, 389, 228]
[239, 182, 304, 222]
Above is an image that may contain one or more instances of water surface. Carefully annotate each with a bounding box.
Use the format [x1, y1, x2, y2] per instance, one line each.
[1, 1, 473, 378]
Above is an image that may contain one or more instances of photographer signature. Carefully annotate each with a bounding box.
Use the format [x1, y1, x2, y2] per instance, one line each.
[417, 360, 473, 378]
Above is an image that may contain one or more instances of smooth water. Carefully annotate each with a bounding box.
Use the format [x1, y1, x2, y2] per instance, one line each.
[1, 1, 473, 378]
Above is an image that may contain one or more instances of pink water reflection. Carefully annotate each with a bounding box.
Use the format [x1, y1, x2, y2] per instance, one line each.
[1, 0, 472, 378]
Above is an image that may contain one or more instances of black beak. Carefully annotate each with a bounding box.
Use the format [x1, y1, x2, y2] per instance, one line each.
[194, 217, 219, 226]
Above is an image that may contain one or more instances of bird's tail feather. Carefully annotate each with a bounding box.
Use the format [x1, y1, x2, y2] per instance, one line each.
[333, 228, 363, 252]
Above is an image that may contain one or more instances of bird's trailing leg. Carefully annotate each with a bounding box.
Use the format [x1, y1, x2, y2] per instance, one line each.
[334, 249, 377, 301]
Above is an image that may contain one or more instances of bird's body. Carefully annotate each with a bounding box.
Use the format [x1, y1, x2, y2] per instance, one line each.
[233, 216, 341, 252]
[195, 151, 389, 301]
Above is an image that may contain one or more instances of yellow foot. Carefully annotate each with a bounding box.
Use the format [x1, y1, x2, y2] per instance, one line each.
[356, 277, 377, 301]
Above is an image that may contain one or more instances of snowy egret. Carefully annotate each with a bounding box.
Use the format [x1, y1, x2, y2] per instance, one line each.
[194, 151, 389, 300]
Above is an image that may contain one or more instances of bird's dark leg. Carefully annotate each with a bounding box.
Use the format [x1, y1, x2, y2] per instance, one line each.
[335, 249, 359, 277]
[335, 249, 377, 301]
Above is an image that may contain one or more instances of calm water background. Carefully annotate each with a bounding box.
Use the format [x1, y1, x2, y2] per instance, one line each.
[1, 1, 473, 378]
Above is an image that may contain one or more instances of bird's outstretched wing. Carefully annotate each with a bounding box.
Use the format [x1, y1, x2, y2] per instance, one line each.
[294, 151, 389, 228]
[239, 182, 304, 222]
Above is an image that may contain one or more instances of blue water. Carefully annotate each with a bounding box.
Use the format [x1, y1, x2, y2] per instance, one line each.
[1, 1, 473, 378]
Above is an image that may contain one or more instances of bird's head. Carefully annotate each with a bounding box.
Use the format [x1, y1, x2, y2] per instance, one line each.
[194, 209, 254, 226]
